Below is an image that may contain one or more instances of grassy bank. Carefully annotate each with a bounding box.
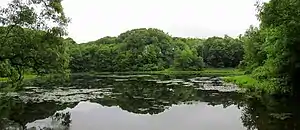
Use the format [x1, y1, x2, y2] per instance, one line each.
[93, 68, 244, 77]
[0, 75, 37, 82]
[222, 75, 276, 93]
[1, 69, 243, 82]
[0, 69, 277, 94]
[223, 75, 258, 88]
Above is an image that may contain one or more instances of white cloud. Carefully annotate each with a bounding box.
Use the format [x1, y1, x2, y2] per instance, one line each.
[1, 0, 270, 43]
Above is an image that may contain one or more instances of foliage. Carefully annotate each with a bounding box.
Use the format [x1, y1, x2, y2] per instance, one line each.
[241, 25, 267, 72]
[197, 36, 244, 68]
[69, 43, 118, 72]
[69, 28, 243, 73]
[174, 48, 204, 71]
[223, 75, 276, 93]
[241, 0, 300, 94]
[0, 0, 70, 88]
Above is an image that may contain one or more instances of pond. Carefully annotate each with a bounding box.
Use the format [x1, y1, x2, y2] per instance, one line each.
[0, 74, 299, 130]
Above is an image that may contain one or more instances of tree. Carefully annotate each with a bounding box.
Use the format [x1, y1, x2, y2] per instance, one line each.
[174, 47, 204, 71]
[94, 36, 117, 45]
[241, 0, 300, 93]
[69, 28, 244, 73]
[223, 35, 244, 67]
[197, 36, 243, 68]
[0, 0, 70, 87]
[241, 25, 266, 72]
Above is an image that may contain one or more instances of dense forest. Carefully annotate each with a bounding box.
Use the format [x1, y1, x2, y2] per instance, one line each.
[68, 29, 243, 72]
[241, 0, 300, 94]
[0, 0, 300, 95]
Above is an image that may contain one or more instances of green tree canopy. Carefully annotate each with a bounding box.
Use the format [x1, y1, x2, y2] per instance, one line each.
[241, 0, 300, 94]
[0, 0, 70, 87]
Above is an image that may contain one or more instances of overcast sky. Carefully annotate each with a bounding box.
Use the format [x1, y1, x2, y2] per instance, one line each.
[1, 0, 269, 43]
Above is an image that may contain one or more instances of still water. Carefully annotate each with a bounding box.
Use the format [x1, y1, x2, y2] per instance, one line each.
[0, 74, 299, 130]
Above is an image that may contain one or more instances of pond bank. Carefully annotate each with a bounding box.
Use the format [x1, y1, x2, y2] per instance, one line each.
[0, 74, 36, 82]
[1, 69, 247, 92]
[89, 68, 244, 77]
[222, 75, 276, 93]
[0, 69, 244, 82]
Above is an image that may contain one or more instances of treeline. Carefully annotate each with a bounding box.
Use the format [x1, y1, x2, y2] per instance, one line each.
[2, 0, 299, 95]
[240, 0, 300, 94]
[68, 28, 244, 72]
[0, 26, 244, 83]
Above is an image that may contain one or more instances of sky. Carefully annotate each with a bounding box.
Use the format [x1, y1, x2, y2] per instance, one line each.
[0, 0, 269, 43]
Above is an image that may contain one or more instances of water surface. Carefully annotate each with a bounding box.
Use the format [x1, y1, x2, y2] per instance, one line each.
[0, 74, 299, 130]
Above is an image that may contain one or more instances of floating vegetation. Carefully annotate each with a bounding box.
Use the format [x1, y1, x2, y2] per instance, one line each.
[0, 74, 298, 130]
[0, 74, 244, 104]
[115, 79, 129, 81]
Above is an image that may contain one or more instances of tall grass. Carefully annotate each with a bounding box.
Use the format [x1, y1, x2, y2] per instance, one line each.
[223, 75, 277, 93]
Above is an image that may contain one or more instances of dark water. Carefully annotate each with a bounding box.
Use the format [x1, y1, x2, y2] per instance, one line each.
[0, 74, 299, 130]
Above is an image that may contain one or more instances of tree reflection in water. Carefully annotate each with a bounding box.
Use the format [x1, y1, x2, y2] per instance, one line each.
[241, 95, 300, 130]
[0, 97, 75, 130]
[0, 74, 299, 130]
